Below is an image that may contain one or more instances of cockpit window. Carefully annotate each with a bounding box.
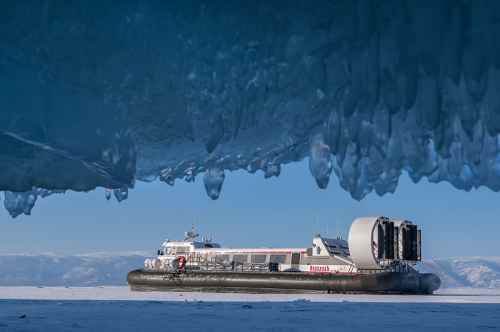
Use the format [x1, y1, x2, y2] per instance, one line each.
[173, 246, 190, 254]
[158, 248, 175, 255]
[322, 238, 349, 256]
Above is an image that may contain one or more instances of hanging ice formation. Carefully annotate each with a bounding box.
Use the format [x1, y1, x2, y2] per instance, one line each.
[2, 1, 500, 216]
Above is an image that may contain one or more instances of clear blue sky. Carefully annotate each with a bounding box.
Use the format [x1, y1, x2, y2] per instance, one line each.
[1, 161, 498, 258]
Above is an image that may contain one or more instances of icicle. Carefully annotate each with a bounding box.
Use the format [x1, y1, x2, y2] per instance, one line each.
[104, 188, 112, 201]
[159, 168, 175, 186]
[184, 167, 196, 183]
[113, 187, 129, 202]
[309, 134, 333, 189]
[203, 168, 225, 200]
[264, 162, 281, 179]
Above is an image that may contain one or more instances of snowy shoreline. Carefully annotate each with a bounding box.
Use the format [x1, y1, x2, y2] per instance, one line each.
[0, 286, 499, 303]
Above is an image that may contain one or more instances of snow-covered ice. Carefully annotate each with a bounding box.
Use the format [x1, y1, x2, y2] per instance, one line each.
[0, 289, 499, 332]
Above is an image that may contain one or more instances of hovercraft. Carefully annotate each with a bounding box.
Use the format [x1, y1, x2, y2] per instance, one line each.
[128, 217, 441, 294]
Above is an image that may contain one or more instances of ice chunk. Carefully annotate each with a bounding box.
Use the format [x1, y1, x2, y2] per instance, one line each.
[2, 188, 65, 218]
[3, 191, 38, 218]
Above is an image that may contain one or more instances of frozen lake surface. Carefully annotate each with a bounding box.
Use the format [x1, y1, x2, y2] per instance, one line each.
[0, 287, 499, 331]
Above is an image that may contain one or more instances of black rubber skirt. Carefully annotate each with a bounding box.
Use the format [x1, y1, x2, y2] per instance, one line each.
[127, 270, 441, 294]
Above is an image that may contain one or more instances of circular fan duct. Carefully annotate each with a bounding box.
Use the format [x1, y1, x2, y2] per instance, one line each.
[348, 217, 385, 269]
[348, 217, 421, 270]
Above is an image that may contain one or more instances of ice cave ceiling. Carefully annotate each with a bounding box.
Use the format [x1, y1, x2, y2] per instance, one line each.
[1, 0, 500, 217]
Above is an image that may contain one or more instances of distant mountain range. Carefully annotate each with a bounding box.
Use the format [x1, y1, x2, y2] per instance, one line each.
[0, 253, 147, 286]
[419, 257, 500, 289]
[0, 254, 499, 288]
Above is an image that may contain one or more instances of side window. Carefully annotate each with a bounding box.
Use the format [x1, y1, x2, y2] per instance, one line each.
[233, 254, 248, 263]
[215, 255, 230, 263]
[251, 255, 267, 264]
[291, 253, 301, 265]
[269, 255, 286, 264]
